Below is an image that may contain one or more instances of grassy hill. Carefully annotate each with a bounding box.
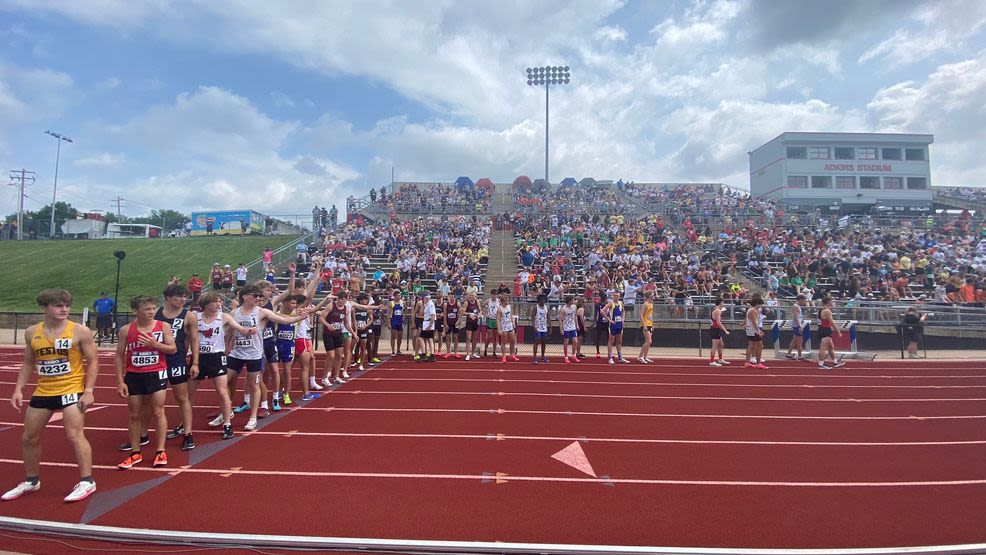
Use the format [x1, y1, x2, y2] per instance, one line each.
[0, 235, 298, 312]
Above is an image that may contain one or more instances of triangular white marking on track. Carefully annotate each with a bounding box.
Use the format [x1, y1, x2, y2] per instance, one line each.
[551, 441, 597, 478]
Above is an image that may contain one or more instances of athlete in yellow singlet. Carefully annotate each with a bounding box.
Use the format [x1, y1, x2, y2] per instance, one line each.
[637, 291, 654, 364]
[3, 289, 100, 504]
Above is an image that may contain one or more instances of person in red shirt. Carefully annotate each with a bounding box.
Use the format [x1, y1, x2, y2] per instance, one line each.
[187, 273, 203, 303]
[210, 263, 223, 290]
[115, 296, 177, 470]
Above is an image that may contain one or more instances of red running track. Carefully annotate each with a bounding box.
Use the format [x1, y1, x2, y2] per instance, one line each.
[0, 346, 985, 551]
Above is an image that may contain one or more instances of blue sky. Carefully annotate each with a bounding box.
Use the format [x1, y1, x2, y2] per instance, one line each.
[1, 0, 985, 220]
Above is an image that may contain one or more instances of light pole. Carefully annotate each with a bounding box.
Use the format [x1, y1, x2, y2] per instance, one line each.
[526, 65, 570, 184]
[44, 130, 73, 239]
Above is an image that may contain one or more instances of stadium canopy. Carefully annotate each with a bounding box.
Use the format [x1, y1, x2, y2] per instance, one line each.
[475, 178, 494, 188]
[455, 176, 474, 188]
[513, 175, 532, 186]
[532, 178, 549, 190]
[579, 177, 597, 187]
[560, 177, 577, 187]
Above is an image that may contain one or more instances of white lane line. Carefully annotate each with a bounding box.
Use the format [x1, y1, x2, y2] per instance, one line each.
[3, 458, 985, 488]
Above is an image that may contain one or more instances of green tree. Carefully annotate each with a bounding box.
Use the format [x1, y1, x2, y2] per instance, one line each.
[130, 209, 189, 231]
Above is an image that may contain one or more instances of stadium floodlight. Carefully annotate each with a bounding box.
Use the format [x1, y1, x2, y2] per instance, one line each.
[44, 130, 74, 239]
[526, 65, 571, 183]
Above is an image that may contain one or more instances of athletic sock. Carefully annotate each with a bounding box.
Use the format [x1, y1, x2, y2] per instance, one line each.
[79, 475, 93, 484]
[243, 394, 251, 404]
[26, 476, 39, 485]
[260, 401, 268, 409]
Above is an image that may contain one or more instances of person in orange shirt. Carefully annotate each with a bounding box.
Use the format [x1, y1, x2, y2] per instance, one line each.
[958, 279, 975, 304]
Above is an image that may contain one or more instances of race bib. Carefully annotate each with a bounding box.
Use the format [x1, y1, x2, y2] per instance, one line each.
[277, 330, 294, 340]
[131, 353, 160, 367]
[331, 322, 343, 331]
[54, 338, 72, 350]
[262, 327, 275, 340]
[614, 316, 623, 323]
[200, 344, 213, 353]
[235, 337, 253, 348]
[171, 319, 184, 337]
[37, 359, 70, 376]
[60, 392, 79, 405]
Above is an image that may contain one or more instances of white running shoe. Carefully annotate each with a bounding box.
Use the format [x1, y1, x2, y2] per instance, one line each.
[718, 360, 731, 365]
[334, 377, 346, 385]
[643, 357, 652, 363]
[358, 365, 365, 371]
[2, 480, 40, 501]
[608, 358, 615, 365]
[342, 371, 351, 379]
[244, 418, 258, 431]
[465, 354, 471, 361]
[208, 413, 225, 427]
[63, 481, 96, 503]
[710, 361, 722, 367]
[310, 379, 324, 391]
[321, 377, 333, 389]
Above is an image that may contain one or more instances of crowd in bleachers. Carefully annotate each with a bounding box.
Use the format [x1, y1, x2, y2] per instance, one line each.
[512, 180, 630, 215]
[935, 186, 986, 204]
[376, 183, 492, 215]
[302, 216, 490, 299]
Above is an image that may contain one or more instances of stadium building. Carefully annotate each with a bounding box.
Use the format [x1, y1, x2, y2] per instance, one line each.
[749, 132, 934, 213]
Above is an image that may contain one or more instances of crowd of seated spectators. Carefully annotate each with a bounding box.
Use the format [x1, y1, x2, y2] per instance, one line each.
[376, 183, 492, 215]
[511, 181, 630, 215]
[512, 213, 749, 315]
[935, 186, 986, 204]
[300, 216, 490, 301]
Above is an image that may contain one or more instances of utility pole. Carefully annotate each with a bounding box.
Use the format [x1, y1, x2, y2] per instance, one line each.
[8, 169, 36, 240]
[110, 196, 126, 219]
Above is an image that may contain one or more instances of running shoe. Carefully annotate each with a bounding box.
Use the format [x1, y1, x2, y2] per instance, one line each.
[785, 353, 796, 360]
[152, 452, 168, 468]
[342, 371, 351, 379]
[282, 393, 293, 405]
[118, 435, 150, 451]
[321, 377, 333, 389]
[833, 361, 846, 368]
[414, 354, 421, 361]
[710, 361, 722, 367]
[2, 480, 40, 501]
[541, 357, 549, 363]
[718, 360, 731, 365]
[453, 354, 461, 359]
[570, 356, 580, 363]
[576, 353, 586, 359]
[208, 414, 225, 427]
[244, 418, 258, 431]
[166, 425, 185, 440]
[909, 353, 921, 359]
[743, 362, 756, 368]
[222, 424, 234, 440]
[118, 453, 143, 469]
[358, 365, 366, 371]
[63, 481, 96, 503]
[258, 407, 271, 419]
[310, 379, 324, 391]
[533, 358, 539, 364]
[334, 377, 346, 384]
[755, 363, 769, 370]
[501, 356, 507, 363]
[465, 354, 471, 361]
[181, 434, 196, 451]
[818, 364, 833, 370]
[272, 398, 281, 411]
[643, 358, 652, 363]
[428, 354, 436, 361]
[608, 358, 614, 365]
[637, 357, 647, 364]
[372, 357, 381, 363]
[564, 357, 570, 364]
[619, 358, 631, 364]
[233, 402, 250, 414]
[301, 392, 320, 401]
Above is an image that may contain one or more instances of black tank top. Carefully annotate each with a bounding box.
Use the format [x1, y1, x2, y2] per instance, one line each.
[155, 307, 188, 367]
[262, 300, 276, 343]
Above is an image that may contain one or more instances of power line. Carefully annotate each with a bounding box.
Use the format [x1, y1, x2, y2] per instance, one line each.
[8, 169, 36, 240]
[110, 196, 126, 219]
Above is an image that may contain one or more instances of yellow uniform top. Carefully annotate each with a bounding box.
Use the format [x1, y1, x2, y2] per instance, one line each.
[642, 303, 654, 327]
[31, 321, 85, 397]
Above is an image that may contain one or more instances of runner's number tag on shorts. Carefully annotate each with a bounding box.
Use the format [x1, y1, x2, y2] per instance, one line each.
[131, 353, 160, 367]
[263, 327, 274, 340]
[37, 359, 70, 376]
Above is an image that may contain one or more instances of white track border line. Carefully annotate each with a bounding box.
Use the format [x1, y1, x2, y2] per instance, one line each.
[0, 516, 984, 554]
[1, 420, 983, 446]
[4, 459, 986, 488]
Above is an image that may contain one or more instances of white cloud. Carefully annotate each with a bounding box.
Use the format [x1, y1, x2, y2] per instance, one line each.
[95, 77, 121, 90]
[859, 1, 986, 66]
[594, 25, 627, 42]
[74, 152, 126, 167]
[270, 91, 295, 108]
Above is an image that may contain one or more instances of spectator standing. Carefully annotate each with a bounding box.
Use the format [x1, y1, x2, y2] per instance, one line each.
[262, 247, 273, 272]
[901, 307, 926, 359]
[187, 273, 203, 303]
[93, 292, 116, 341]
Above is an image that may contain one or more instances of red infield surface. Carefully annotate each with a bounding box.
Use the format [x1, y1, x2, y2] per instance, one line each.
[0, 345, 985, 552]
